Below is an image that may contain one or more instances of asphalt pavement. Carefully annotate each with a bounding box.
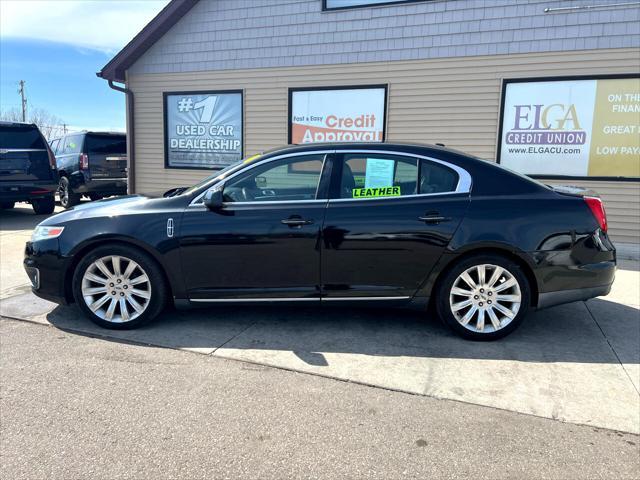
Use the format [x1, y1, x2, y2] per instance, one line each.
[1, 318, 638, 480]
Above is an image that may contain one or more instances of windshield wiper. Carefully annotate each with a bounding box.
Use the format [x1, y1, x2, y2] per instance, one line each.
[163, 187, 187, 198]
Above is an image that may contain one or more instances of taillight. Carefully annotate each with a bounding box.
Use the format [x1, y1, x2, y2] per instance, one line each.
[79, 153, 89, 170]
[584, 196, 607, 233]
[46, 146, 56, 169]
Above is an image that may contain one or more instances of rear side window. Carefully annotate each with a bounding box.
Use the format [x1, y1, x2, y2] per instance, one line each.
[61, 135, 83, 155]
[419, 160, 459, 194]
[0, 124, 46, 149]
[85, 134, 126, 155]
[339, 153, 418, 199]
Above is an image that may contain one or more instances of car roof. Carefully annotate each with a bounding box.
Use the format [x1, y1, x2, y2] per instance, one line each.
[0, 120, 39, 128]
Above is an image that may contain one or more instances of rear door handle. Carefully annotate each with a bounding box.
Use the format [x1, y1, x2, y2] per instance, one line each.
[418, 215, 449, 223]
[281, 217, 314, 227]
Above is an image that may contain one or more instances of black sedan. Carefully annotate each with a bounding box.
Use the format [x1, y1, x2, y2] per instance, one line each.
[24, 143, 616, 340]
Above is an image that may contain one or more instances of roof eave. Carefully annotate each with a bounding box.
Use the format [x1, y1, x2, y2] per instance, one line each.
[97, 0, 199, 83]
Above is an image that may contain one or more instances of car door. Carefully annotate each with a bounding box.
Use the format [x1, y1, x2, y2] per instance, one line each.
[179, 152, 331, 302]
[321, 150, 471, 300]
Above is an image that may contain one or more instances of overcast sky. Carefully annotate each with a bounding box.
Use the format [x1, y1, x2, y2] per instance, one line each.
[0, 0, 171, 131]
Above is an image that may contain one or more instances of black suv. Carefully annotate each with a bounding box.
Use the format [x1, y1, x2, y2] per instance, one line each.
[0, 121, 59, 214]
[51, 132, 127, 208]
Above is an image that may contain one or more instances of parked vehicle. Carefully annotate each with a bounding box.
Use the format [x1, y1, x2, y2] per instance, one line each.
[51, 131, 127, 208]
[24, 143, 616, 340]
[0, 121, 59, 214]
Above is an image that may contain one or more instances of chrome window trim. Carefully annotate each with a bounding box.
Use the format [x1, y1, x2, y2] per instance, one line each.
[334, 149, 472, 199]
[189, 148, 472, 208]
[189, 150, 335, 207]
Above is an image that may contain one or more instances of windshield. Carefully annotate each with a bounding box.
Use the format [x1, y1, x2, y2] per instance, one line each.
[180, 154, 263, 197]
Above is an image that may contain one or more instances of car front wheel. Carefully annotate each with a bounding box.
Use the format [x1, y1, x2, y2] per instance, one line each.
[72, 245, 167, 329]
[435, 254, 531, 340]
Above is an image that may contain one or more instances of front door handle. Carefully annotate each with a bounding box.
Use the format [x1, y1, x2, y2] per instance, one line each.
[418, 214, 449, 224]
[281, 217, 314, 227]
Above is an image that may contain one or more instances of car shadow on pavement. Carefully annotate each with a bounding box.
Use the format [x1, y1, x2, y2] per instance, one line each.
[41, 297, 639, 366]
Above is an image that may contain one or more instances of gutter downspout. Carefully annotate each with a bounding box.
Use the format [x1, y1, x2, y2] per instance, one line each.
[107, 80, 135, 194]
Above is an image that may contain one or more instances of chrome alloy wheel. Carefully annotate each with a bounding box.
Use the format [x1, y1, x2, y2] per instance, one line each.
[81, 255, 152, 323]
[449, 264, 521, 333]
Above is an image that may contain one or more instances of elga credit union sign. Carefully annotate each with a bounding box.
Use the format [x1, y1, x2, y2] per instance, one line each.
[499, 76, 640, 178]
[164, 91, 243, 169]
[289, 86, 387, 144]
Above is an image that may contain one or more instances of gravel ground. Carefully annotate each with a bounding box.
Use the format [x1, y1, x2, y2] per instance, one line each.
[1, 318, 638, 480]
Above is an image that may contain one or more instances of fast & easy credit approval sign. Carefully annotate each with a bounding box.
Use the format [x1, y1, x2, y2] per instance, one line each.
[499, 76, 640, 178]
[289, 86, 387, 144]
[164, 90, 243, 169]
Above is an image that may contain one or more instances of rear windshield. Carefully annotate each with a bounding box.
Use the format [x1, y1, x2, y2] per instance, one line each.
[85, 134, 126, 155]
[0, 125, 46, 149]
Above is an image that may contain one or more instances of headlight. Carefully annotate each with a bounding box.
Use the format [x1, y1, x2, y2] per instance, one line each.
[31, 226, 65, 242]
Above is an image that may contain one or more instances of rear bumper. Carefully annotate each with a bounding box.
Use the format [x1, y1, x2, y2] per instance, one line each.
[70, 174, 127, 195]
[0, 182, 57, 202]
[538, 283, 612, 309]
[532, 230, 616, 309]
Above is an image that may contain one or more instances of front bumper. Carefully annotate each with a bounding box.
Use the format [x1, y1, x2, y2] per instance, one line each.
[24, 240, 70, 305]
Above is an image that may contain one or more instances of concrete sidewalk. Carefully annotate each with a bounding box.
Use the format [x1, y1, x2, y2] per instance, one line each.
[1, 204, 639, 434]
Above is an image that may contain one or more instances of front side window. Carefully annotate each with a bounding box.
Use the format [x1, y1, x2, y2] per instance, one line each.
[339, 153, 418, 199]
[222, 154, 325, 203]
[49, 139, 60, 154]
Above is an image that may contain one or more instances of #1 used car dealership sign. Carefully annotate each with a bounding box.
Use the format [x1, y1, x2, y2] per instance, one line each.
[499, 76, 640, 178]
[164, 90, 243, 169]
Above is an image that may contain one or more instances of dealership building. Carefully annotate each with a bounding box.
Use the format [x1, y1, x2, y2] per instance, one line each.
[98, 0, 640, 251]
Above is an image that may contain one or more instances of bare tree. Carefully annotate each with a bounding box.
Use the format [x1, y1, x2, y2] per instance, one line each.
[0, 107, 67, 141]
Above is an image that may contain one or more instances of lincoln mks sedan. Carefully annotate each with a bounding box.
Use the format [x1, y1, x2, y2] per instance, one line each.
[24, 143, 616, 340]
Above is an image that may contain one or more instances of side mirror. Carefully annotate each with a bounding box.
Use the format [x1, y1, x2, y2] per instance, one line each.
[203, 186, 224, 211]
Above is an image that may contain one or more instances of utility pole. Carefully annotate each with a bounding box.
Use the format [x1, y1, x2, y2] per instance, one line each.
[18, 80, 27, 122]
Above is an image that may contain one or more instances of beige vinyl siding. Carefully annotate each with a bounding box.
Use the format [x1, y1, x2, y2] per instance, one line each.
[127, 47, 640, 245]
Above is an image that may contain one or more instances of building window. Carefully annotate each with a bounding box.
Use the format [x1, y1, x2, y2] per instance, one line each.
[323, 0, 431, 10]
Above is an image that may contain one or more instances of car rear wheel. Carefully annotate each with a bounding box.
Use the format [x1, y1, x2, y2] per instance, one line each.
[31, 195, 55, 215]
[435, 254, 531, 341]
[88, 193, 103, 202]
[72, 245, 167, 329]
[0, 201, 15, 209]
[59, 176, 80, 209]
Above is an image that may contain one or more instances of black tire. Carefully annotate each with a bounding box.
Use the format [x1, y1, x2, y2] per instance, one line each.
[435, 254, 531, 341]
[72, 244, 168, 330]
[59, 176, 81, 209]
[88, 193, 103, 202]
[31, 195, 55, 215]
[0, 201, 15, 209]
